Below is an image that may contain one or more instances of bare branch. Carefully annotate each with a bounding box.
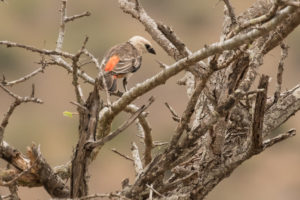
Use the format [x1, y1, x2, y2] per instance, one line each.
[125, 104, 154, 165]
[99, 5, 297, 133]
[131, 142, 143, 176]
[155, 60, 169, 69]
[263, 129, 296, 149]
[78, 192, 128, 200]
[146, 184, 164, 198]
[169, 73, 213, 150]
[71, 82, 101, 198]
[8, 184, 20, 200]
[56, 0, 67, 51]
[83, 49, 112, 106]
[274, 43, 289, 102]
[223, 0, 237, 25]
[161, 171, 198, 193]
[281, 0, 300, 7]
[111, 148, 134, 162]
[65, 11, 91, 23]
[0, 100, 20, 143]
[135, 119, 153, 165]
[228, 0, 281, 38]
[71, 37, 89, 104]
[165, 102, 180, 122]
[0, 85, 43, 143]
[52, 57, 95, 85]
[251, 75, 269, 153]
[264, 84, 300, 136]
[2, 65, 48, 87]
[27, 144, 70, 198]
[0, 84, 43, 104]
[88, 97, 154, 149]
[0, 41, 74, 59]
[0, 195, 11, 200]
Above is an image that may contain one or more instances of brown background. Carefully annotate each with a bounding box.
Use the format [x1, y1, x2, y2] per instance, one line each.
[0, 0, 299, 199]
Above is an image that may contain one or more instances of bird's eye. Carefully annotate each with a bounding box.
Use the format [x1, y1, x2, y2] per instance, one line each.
[145, 44, 151, 49]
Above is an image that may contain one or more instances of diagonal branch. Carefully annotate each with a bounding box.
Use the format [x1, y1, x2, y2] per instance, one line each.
[124, 104, 154, 166]
[263, 129, 296, 149]
[87, 97, 154, 149]
[263, 84, 300, 136]
[1, 62, 49, 87]
[65, 11, 91, 23]
[0, 41, 74, 59]
[131, 142, 143, 176]
[100, 4, 296, 123]
[0, 85, 43, 143]
[223, 0, 237, 25]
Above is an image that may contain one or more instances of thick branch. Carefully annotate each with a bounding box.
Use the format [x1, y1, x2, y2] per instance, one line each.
[98, 5, 296, 138]
[251, 75, 269, 153]
[263, 84, 300, 136]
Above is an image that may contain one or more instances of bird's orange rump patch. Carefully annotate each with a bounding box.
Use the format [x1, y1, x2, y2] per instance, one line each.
[104, 55, 120, 72]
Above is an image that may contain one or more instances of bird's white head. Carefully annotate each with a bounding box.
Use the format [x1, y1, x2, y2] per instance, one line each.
[128, 36, 156, 55]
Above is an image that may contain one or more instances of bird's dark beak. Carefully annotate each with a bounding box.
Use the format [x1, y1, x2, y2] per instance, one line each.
[147, 47, 156, 54]
[145, 44, 156, 54]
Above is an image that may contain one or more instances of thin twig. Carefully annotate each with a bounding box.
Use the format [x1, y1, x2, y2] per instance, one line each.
[155, 60, 169, 69]
[71, 37, 89, 104]
[87, 97, 155, 149]
[169, 72, 213, 150]
[0, 84, 43, 104]
[2, 65, 47, 87]
[164, 102, 180, 122]
[125, 104, 153, 165]
[223, 0, 237, 25]
[83, 49, 112, 106]
[65, 11, 91, 23]
[0, 84, 42, 149]
[263, 129, 296, 149]
[153, 141, 169, 147]
[146, 184, 164, 198]
[161, 171, 198, 192]
[0, 100, 20, 144]
[70, 101, 88, 112]
[78, 192, 127, 200]
[228, 0, 281, 38]
[111, 148, 134, 162]
[0, 41, 74, 59]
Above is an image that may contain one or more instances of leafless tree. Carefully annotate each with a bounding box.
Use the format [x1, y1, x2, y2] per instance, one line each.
[0, 0, 299, 199]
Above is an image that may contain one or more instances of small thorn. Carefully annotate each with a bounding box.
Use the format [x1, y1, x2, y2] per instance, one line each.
[155, 60, 168, 69]
[31, 84, 35, 97]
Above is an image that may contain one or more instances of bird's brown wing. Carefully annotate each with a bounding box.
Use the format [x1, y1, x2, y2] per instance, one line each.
[110, 56, 142, 75]
[103, 42, 142, 76]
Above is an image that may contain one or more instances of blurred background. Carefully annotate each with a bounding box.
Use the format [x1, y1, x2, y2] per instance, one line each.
[0, 0, 299, 199]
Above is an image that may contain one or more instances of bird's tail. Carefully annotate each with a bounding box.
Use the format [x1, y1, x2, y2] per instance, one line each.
[99, 73, 117, 92]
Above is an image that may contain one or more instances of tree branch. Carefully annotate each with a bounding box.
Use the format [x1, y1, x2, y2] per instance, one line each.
[251, 75, 269, 153]
[87, 97, 154, 149]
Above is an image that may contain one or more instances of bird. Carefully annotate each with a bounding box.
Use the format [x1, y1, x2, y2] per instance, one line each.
[100, 36, 156, 94]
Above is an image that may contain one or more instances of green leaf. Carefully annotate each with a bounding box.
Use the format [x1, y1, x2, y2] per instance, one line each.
[63, 111, 73, 118]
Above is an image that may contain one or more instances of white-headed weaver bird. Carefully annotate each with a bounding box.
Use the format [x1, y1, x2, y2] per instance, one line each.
[100, 36, 156, 94]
